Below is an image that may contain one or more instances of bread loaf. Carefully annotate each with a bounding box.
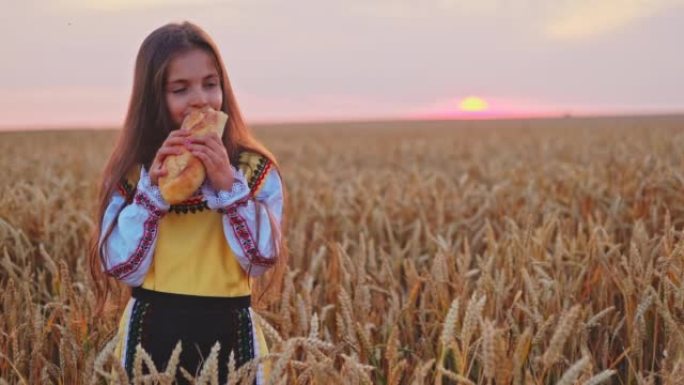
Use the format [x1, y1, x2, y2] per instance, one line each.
[159, 107, 228, 204]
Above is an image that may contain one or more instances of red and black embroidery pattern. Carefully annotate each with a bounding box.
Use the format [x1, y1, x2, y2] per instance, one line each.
[219, 198, 275, 267]
[247, 157, 272, 195]
[169, 195, 209, 214]
[106, 192, 162, 280]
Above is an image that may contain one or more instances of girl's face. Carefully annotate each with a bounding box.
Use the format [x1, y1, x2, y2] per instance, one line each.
[165, 48, 223, 127]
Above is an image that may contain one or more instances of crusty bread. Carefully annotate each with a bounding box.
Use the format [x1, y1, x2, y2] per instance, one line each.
[159, 107, 228, 204]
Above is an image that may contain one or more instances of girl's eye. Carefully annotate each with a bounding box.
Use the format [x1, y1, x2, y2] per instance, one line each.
[171, 88, 187, 94]
[204, 83, 218, 89]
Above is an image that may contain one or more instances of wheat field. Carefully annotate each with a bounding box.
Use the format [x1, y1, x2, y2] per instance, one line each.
[2, 115, 684, 384]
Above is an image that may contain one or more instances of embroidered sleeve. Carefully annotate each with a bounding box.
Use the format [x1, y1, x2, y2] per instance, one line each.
[208, 166, 284, 276]
[99, 166, 169, 286]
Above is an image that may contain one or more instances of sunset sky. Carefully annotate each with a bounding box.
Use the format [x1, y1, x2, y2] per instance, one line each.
[1, 0, 683, 129]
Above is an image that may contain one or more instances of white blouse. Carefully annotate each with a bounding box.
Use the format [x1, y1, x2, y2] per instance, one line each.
[98, 164, 283, 286]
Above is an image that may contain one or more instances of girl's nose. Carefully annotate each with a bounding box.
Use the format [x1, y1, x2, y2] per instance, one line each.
[189, 88, 208, 107]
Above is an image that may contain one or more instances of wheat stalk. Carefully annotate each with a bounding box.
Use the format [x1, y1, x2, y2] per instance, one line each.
[556, 356, 590, 385]
[581, 369, 617, 385]
[542, 305, 582, 368]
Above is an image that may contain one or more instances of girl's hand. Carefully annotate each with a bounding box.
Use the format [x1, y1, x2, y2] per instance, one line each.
[149, 130, 192, 186]
[185, 133, 235, 191]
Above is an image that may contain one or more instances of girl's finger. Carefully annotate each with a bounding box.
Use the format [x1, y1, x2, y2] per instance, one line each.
[151, 159, 162, 172]
[190, 145, 212, 160]
[149, 164, 159, 182]
[157, 147, 184, 157]
[186, 142, 207, 153]
[188, 138, 225, 160]
[192, 149, 215, 169]
[201, 132, 219, 143]
[204, 135, 227, 155]
[187, 135, 203, 145]
[163, 137, 190, 148]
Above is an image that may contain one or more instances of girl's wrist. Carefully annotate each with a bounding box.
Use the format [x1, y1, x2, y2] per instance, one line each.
[212, 166, 236, 191]
[213, 174, 235, 191]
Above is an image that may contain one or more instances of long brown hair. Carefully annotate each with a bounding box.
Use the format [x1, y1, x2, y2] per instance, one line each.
[88, 21, 288, 316]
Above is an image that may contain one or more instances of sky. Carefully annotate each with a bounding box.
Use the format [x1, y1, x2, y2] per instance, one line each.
[1, 0, 683, 129]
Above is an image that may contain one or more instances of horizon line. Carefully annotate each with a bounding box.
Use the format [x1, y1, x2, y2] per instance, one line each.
[1, 110, 684, 133]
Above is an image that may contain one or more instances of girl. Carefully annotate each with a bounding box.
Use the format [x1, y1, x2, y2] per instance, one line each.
[88, 21, 285, 384]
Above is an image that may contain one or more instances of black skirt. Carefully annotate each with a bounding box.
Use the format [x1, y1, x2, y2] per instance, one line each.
[122, 287, 255, 384]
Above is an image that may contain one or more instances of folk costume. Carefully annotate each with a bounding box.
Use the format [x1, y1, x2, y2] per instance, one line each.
[99, 150, 280, 384]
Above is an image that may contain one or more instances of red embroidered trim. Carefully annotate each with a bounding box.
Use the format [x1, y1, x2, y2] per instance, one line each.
[169, 194, 209, 214]
[224, 201, 276, 266]
[106, 192, 162, 279]
[180, 195, 204, 205]
[250, 161, 272, 195]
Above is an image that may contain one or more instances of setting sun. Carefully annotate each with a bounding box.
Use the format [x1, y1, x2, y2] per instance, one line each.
[459, 96, 489, 112]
